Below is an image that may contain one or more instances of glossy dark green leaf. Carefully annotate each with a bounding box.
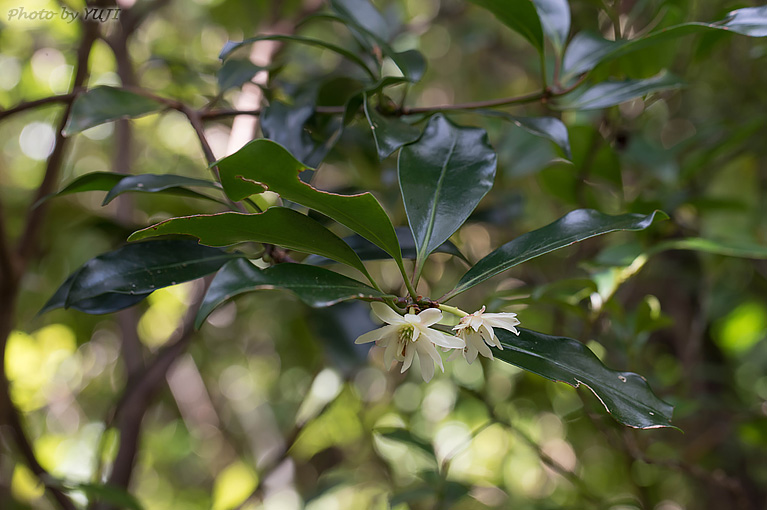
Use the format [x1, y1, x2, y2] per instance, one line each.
[217, 59, 268, 92]
[220, 35, 375, 80]
[363, 96, 422, 159]
[388, 49, 427, 82]
[41, 240, 236, 314]
[39, 268, 151, 315]
[562, 6, 767, 79]
[304, 227, 468, 266]
[128, 209, 369, 276]
[475, 110, 571, 158]
[496, 328, 677, 429]
[35, 172, 126, 207]
[468, 0, 544, 52]
[532, 0, 571, 51]
[444, 209, 666, 300]
[62, 86, 163, 136]
[556, 73, 683, 110]
[217, 139, 404, 269]
[398, 114, 496, 277]
[102, 174, 220, 205]
[196, 259, 391, 328]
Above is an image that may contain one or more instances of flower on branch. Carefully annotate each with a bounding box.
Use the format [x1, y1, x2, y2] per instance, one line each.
[356, 303, 465, 382]
[452, 306, 520, 363]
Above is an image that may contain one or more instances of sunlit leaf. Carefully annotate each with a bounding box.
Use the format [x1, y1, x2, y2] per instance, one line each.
[304, 227, 468, 266]
[444, 209, 666, 300]
[217, 139, 404, 269]
[63, 86, 164, 136]
[363, 96, 422, 159]
[399, 114, 496, 278]
[556, 73, 683, 110]
[128, 209, 369, 276]
[196, 259, 391, 328]
[496, 328, 677, 429]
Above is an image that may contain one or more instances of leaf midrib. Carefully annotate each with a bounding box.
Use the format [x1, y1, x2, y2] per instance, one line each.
[418, 134, 457, 264]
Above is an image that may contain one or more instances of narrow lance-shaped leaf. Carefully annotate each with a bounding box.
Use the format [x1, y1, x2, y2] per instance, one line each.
[398, 114, 496, 278]
[555, 73, 684, 111]
[329, 0, 392, 43]
[102, 174, 221, 205]
[196, 259, 392, 328]
[532, 0, 571, 51]
[63, 86, 164, 136]
[41, 240, 238, 314]
[562, 6, 767, 79]
[128, 209, 370, 278]
[217, 139, 405, 270]
[473, 109, 571, 158]
[363, 95, 422, 160]
[217, 59, 269, 92]
[495, 328, 677, 429]
[468, 0, 544, 52]
[444, 209, 666, 300]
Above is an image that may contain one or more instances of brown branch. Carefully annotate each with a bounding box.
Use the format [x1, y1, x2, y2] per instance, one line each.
[0, 93, 78, 122]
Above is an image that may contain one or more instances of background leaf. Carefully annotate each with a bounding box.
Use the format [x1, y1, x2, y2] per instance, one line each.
[217, 59, 268, 92]
[556, 73, 684, 110]
[468, 0, 544, 52]
[532, 0, 571, 51]
[496, 328, 677, 429]
[475, 110, 571, 158]
[398, 114, 496, 277]
[128, 209, 370, 276]
[63, 86, 163, 136]
[196, 259, 391, 328]
[445, 209, 666, 300]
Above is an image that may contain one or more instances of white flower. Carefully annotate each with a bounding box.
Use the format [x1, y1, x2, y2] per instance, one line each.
[356, 303, 465, 382]
[452, 306, 520, 363]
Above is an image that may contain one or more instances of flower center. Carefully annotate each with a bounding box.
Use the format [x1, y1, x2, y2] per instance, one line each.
[398, 324, 415, 343]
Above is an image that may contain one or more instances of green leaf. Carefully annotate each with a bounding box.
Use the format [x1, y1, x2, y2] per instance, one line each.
[474, 110, 571, 158]
[648, 237, 767, 259]
[562, 6, 767, 79]
[329, 0, 392, 43]
[376, 428, 436, 458]
[41, 240, 236, 314]
[196, 259, 391, 328]
[128, 209, 370, 276]
[35, 171, 125, 207]
[220, 35, 375, 80]
[532, 0, 571, 51]
[304, 227, 468, 266]
[40, 268, 151, 315]
[496, 328, 677, 429]
[556, 73, 684, 110]
[63, 86, 164, 136]
[363, 95, 422, 159]
[217, 59, 268, 92]
[388, 49, 427, 82]
[65, 482, 144, 510]
[444, 209, 666, 300]
[398, 114, 496, 278]
[468, 0, 544, 52]
[102, 174, 221, 205]
[217, 139, 404, 269]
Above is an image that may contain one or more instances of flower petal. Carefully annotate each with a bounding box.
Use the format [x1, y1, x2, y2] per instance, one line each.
[371, 302, 405, 325]
[418, 339, 444, 371]
[417, 308, 443, 327]
[401, 344, 415, 373]
[423, 328, 465, 349]
[355, 324, 398, 344]
[418, 350, 435, 382]
[383, 335, 400, 368]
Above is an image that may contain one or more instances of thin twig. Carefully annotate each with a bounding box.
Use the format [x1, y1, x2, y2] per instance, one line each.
[0, 93, 78, 121]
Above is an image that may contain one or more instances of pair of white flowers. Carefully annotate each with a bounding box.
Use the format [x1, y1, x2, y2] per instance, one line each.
[355, 303, 520, 382]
